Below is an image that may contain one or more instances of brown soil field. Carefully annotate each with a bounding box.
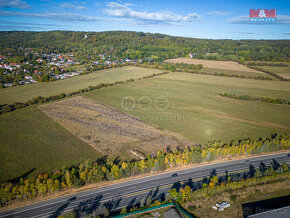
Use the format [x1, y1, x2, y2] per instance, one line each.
[165, 57, 265, 74]
[278, 73, 290, 79]
[39, 96, 191, 157]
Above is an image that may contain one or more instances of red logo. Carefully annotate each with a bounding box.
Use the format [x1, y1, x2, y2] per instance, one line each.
[249, 9, 276, 18]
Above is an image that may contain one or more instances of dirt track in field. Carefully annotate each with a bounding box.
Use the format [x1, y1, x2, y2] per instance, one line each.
[165, 57, 265, 74]
[39, 96, 192, 157]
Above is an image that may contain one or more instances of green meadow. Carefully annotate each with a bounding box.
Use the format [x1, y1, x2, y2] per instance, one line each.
[245, 61, 290, 79]
[0, 106, 101, 181]
[0, 66, 159, 105]
[1, 68, 290, 181]
[0, 66, 162, 180]
[85, 71, 290, 144]
[258, 65, 290, 75]
[201, 67, 276, 79]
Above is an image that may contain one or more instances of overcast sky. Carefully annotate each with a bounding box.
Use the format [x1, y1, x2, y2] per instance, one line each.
[0, 0, 289, 39]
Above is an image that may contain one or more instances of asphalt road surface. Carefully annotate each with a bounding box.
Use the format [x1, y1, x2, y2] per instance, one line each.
[0, 152, 289, 218]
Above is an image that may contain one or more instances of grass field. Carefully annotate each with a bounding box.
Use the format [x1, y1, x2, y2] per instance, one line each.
[245, 61, 290, 79]
[257, 65, 290, 79]
[0, 66, 164, 180]
[1, 67, 289, 181]
[0, 66, 160, 105]
[201, 67, 274, 78]
[85, 72, 290, 144]
[165, 57, 264, 73]
[0, 106, 101, 181]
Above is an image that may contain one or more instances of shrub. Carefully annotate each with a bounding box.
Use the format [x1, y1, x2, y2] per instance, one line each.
[230, 194, 238, 201]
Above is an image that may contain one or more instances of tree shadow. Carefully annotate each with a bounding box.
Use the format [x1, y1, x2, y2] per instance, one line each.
[49, 196, 76, 218]
[231, 173, 241, 182]
[126, 196, 136, 211]
[271, 158, 280, 171]
[8, 168, 36, 183]
[202, 176, 208, 184]
[144, 190, 153, 204]
[243, 171, 248, 180]
[157, 192, 166, 202]
[248, 164, 256, 178]
[103, 197, 122, 212]
[259, 162, 266, 174]
[96, 155, 108, 165]
[113, 156, 120, 165]
[152, 186, 159, 199]
[73, 194, 103, 216]
[171, 181, 182, 192]
[185, 178, 197, 190]
[210, 169, 217, 178]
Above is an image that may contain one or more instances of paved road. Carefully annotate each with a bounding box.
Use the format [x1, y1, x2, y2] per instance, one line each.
[0, 152, 289, 218]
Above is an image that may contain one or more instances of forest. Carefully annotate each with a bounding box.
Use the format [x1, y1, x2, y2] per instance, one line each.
[0, 31, 289, 62]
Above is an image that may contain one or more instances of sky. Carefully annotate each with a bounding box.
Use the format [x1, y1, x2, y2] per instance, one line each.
[0, 0, 289, 39]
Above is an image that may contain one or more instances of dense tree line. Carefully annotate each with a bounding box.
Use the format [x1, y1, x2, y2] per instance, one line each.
[0, 31, 289, 62]
[219, 93, 290, 105]
[247, 62, 288, 66]
[134, 62, 202, 72]
[0, 134, 289, 207]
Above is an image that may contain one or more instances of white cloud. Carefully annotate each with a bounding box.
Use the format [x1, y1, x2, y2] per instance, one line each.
[278, 15, 290, 24]
[0, 9, 107, 22]
[0, 20, 72, 27]
[60, 3, 87, 10]
[207, 11, 232, 16]
[228, 15, 290, 24]
[235, 32, 255, 35]
[0, 0, 30, 9]
[228, 15, 249, 24]
[104, 2, 202, 25]
[285, 32, 290, 35]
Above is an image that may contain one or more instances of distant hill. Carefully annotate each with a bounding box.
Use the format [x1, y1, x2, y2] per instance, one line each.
[0, 31, 289, 62]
